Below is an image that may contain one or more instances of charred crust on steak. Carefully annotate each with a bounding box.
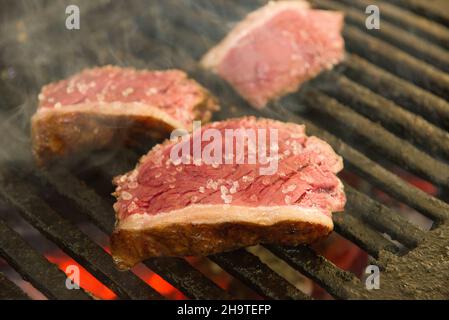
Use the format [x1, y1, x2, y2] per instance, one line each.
[31, 66, 219, 165]
[111, 218, 332, 270]
[31, 111, 174, 165]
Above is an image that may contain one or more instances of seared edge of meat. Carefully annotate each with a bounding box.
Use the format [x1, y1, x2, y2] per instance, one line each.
[111, 204, 333, 270]
[31, 78, 218, 165]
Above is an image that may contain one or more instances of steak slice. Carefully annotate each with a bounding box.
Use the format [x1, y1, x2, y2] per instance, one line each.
[31, 66, 219, 164]
[201, 1, 345, 108]
[111, 117, 345, 270]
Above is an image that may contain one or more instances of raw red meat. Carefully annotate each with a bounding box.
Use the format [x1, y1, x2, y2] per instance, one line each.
[31, 66, 219, 164]
[111, 117, 345, 269]
[201, 1, 345, 108]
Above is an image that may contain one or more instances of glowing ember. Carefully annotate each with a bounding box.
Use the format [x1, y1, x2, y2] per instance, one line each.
[132, 264, 186, 299]
[46, 249, 186, 300]
[46, 252, 117, 300]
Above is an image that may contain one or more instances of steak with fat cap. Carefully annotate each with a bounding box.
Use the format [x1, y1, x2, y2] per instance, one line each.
[111, 117, 345, 270]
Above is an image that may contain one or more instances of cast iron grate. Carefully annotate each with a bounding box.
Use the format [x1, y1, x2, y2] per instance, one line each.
[0, 0, 448, 299]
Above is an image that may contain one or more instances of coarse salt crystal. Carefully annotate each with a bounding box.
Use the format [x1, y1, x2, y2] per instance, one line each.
[121, 191, 132, 200]
[127, 201, 138, 212]
[128, 181, 138, 189]
[229, 181, 239, 194]
[122, 87, 134, 97]
[146, 87, 158, 95]
[291, 141, 302, 155]
[221, 194, 232, 204]
[206, 179, 218, 190]
[220, 185, 228, 194]
[282, 184, 297, 194]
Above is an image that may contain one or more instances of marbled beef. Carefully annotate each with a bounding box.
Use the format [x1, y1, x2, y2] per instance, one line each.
[111, 117, 345, 269]
[31, 66, 219, 164]
[201, 1, 345, 108]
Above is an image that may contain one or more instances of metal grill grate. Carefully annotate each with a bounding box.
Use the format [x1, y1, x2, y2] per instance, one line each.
[0, 0, 449, 299]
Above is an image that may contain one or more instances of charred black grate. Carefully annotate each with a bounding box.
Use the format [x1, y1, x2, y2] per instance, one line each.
[0, 0, 449, 299]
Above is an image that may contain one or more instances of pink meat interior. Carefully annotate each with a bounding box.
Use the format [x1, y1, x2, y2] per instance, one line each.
[114, 118, 345, 220]
[216, 9, 344, 108]
[38, 66, 206, 127]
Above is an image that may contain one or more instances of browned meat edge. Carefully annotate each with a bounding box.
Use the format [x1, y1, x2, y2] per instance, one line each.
[31, 92, 217, 165]
[111, 218, 332, 270]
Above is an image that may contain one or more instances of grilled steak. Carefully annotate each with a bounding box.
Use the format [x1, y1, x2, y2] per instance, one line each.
[201, 1, 345, 108]
[31, 66, 219, 164]
[111, 117, 345, 270]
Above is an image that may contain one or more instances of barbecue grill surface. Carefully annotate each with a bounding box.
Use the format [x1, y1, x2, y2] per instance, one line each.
[1, 0, 449, 299]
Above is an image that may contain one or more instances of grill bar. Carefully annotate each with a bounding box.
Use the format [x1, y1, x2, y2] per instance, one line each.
[0, 218, 92, 300]
[333, 213, 398, 257]
[343, 25, 449, 101]
[344, 186, 425, 248]
[342, 54, 449, 129]
[341, 0, 449, 49]
[209, 250, 310, 300]
[312, 0, 449, 72]
[34, 167, 231, 300]
[266, 245, 364, 299]
[315, 72, 449, 158]
[388, 0, 449, 27]
[143, 258, 231, 300]
[0, 271, 29, 300]
[0, 168, 163, 300]
[36, 169, 115, 232]
[266, 103, 449, 222]
[297, 88, 449, 187]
